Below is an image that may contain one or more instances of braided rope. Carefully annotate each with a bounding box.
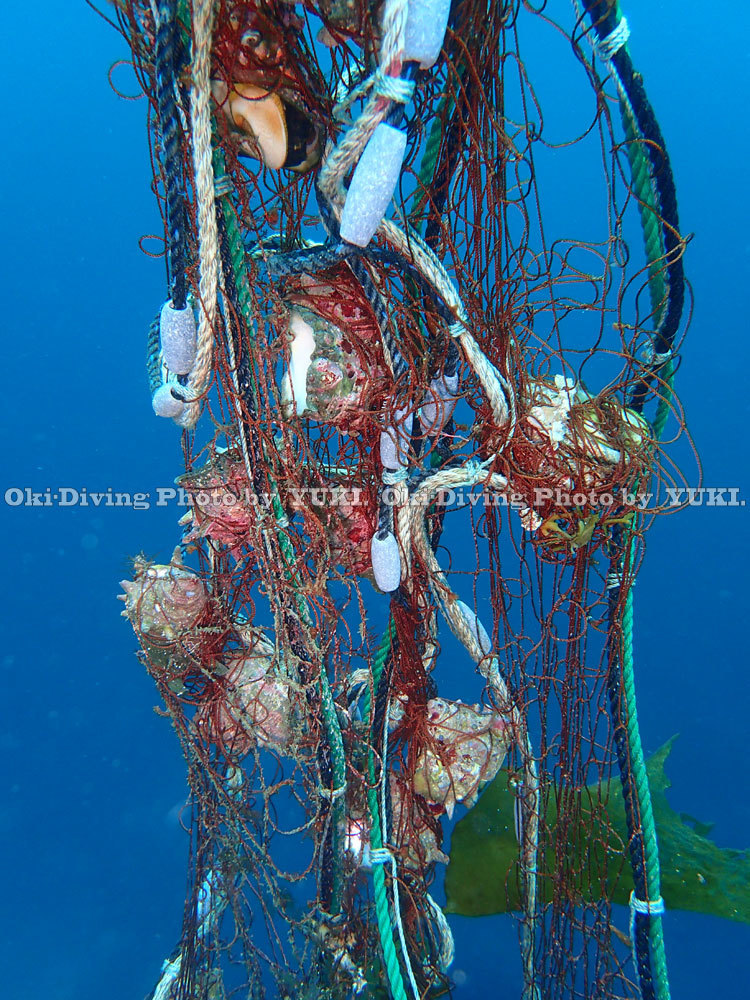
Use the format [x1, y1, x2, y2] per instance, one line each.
[596, 15, 630, 60]
[380, 218, 516, 435]
[317, 0, 409, 215]
[361, 622, 410, 1000]
[176, 0, 217, 428]
[381, 700, 420, 999]
[407, 465, 539, 998]
[621, 580, 671, 1000]
[425, 892, 454, 972]
[581, 7, 675, 995]
[620, 103, 675, 441]
[154, 0, 187, 309]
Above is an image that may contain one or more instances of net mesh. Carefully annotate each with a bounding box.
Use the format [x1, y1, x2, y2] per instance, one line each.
[107, 1, 691, 997]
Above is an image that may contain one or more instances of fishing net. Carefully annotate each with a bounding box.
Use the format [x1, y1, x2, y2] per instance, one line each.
[106, 1, 689, 997]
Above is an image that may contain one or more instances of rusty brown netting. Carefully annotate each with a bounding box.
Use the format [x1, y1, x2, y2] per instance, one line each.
[106, 1, 691, 997]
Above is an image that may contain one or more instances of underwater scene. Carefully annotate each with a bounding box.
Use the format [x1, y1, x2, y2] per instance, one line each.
[1, 1, 748, 998]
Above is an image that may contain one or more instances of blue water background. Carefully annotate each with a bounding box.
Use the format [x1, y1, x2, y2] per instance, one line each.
[1, 2, 748, 997]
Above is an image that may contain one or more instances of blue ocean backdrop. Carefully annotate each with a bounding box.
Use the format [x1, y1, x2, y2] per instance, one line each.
[1, 2, 748, 997]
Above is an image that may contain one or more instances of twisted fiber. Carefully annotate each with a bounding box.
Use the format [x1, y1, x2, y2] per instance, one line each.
[381, 219, 515, 434]
[217, 241, 254, 488]
[380, 702, 421, 999]
[612, 47, 683, 354]
[263, 239, 455, 329]
[351, 255, 409, 380]
[425, 891, 454, 972]
[155, 0, 187, 309]
[263, 243, 352, 278]
[216, 196, 259, 420]
[606, 527, 666, 1000]
[622, 586, 670, 1000]
[395, 490, 412, 583]
[361, 623, 410, 1000]
[408, 466, 539, 996]
[146, 311, 162, 395]
[177, 0, 218, 428]
[318, 0, 409, 214]
[379, 0, 409, 68]
[585, 8, 675, 990]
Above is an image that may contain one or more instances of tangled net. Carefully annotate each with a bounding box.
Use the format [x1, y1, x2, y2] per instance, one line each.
[106, 1, 690, 997]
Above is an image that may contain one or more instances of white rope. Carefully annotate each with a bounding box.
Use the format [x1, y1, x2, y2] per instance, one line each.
[372, 69, 415, 103]
[382, 219, 516, 437]
[597, 17, 630, 61]
[382, 468, 409, 485]
[642, 343, 673, 367]
[369, 846, 395, 865]
[408, 465, 540, 997]
[319, 783, 347, 801]
[629, 892, 666, 994]
[425, 892, 455, 972]
[177, 0, 218, 429]
[630, 892, 665, 916]
[571, 2, 638, 128]
[395, 495, 412, 583]
[151, 953, 182, 1000]
[318, 0, 410, 215]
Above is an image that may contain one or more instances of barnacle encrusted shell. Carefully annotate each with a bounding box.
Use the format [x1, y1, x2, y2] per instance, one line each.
[411, 697, 511, 818]
[198, 632, 292, 755]
[176, 449, 254, 556]
[281, 305, 375, 428]
[119, 547, 216, 648]
[279, 267, 387, 432]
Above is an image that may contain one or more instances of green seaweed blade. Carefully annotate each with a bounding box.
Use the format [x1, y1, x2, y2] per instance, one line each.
[445, 739, 750, 924]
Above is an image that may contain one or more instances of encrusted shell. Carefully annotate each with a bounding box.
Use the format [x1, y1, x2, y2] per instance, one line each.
[177, 451, 254, 555]
[198, 633, 292, 755]
[411, 697, 511, 818]
[119, 547, 212, 645]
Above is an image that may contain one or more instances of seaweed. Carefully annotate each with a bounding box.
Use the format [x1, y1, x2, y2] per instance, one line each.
[445, 738, 750, 924]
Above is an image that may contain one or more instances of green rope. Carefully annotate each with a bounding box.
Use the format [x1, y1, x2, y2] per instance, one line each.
[616, 47, 673, 998]
[413, 91, 453, 224]
[620, 87, 675, 442]
[620, 578, 670, 998]
[213, 151, 347, 916]
[361, 620, 409, 1000]
[622, 106, 667, 325]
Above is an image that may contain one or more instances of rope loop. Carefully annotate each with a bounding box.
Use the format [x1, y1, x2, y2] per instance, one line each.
[320, 783, 348, 801]
[597, 17, 630, 60]
[372, 69, 415, 104]
[214, 174, 234, 198]
[382, 468, 409, 486]
[369, 846, 395, 865]
[630, 891, 666, 917]
[642, 343, 673, 367]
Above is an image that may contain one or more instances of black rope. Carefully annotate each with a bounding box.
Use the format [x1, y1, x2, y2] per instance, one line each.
[612, 46, 684, 413]
[155, 0, 188, 309]
[146, 311, 162, 396]
[258, 240, 454, 327]
[606, 526, 656, 1000]
[372, 640, 397, 838]
[582, 10, 681, 994]
[582, 1, 685, 413]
